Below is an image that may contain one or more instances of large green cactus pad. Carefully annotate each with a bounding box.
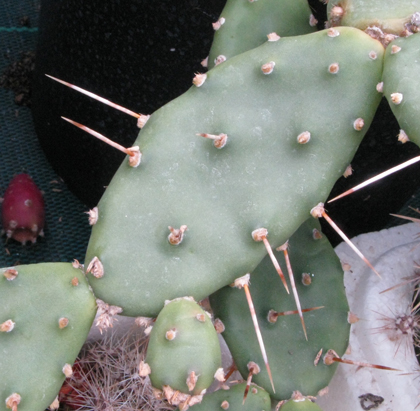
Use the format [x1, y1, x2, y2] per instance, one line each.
[0, 263, 97, 411]
[208, 0, 316, 69]
[85, 27, 383, 317]
[210, 219, 350, 400]
[383, 33, 420, 147]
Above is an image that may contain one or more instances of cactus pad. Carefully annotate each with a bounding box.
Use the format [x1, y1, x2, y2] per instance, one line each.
[210, 219, 350, 400]
[382, 33, 420, 147]
[0, 263, 97, 411]
[208, 0, 316, 69]
[85, 27, 383, 317]
[327, 0, 420, 38]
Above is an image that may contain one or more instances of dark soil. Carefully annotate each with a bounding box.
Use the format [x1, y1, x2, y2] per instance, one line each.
[0, 50, 35, 107]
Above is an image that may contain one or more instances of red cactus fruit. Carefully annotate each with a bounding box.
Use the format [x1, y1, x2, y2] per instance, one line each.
[1, 173, 45, 244]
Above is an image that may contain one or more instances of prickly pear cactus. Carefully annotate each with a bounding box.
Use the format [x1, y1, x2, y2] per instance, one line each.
[85, 26, 384, 318]
[185, 382, 271, 411]
[142, 297, 222, 408]
[208, 0, 316, 69]
[210, 219, 350, 400]
[0, 263, 97, 411]
[382, 32, 420, 147]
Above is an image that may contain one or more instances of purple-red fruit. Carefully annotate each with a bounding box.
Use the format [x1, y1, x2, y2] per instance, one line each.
[2, 174, 45, 244]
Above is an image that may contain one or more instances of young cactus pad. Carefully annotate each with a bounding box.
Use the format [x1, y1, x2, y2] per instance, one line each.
[144, 297, 222, 404]
[0, 263, 97, 411]
[184, 382, 271, 411]
[85, 26, 384, 317]
[209, 219, 350, 400]
[207, 0, 316, 69]
[382, 33, 420, 147]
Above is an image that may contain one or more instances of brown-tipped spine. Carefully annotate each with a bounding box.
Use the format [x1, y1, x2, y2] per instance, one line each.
[252, 228, 289, 294]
